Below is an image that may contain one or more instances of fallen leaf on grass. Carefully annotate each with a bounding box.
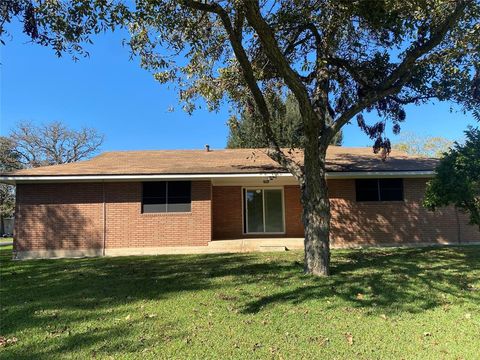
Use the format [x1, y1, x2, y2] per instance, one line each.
[217, 293, 238, 301]
[125, 315, 131, 321]
[48, 326, 70, 337]
[466, 284, 477, 291]
[309, 336, 329, 346]
[345, 333, 354, 345]
[269, 346, 279, 354]
[0, 336, 18, 347]
[380, 314, 388, 320]
[253, 343, 263, 351]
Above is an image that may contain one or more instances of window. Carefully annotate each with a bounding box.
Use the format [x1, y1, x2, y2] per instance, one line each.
[243, 188, 285, 233]
[142, 181, 191, 213]
[355, 178, 403, 202]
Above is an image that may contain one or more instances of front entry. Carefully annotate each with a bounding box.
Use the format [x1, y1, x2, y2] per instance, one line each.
[243, 188, 285, 234]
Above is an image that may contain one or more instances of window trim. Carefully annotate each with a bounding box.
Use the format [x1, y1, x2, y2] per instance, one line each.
[355, 178, 404, 202]
[142, 181, 192, 214]
[242, 187, 286, 235]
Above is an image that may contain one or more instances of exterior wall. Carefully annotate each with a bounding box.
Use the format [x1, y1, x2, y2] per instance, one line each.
[329, 178, 480, 246]
[212, 185, 303, 239]
[13, 177, 480, 258]
[14, 181, 212, 257]
[212, 179, 480, 245]
[14, 183, 104, 253]
[105, 181, 211, 248]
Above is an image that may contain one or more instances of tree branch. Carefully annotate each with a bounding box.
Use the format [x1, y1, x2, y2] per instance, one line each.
[329, 0, 468, 136]
[243, 2, 318, 127]
[179, 0, 303, 178]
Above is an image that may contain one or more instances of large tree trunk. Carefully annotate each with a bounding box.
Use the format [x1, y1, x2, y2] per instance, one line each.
[301, 143, 331, 276]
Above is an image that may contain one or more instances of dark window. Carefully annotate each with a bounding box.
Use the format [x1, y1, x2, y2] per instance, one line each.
[142, 181, 191, 213]
[379, 178, 403, 201]
[355, 179, 380, 201]
[355, 178, 403, 202]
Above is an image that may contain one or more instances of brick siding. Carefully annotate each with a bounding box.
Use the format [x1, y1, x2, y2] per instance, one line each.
[104, 181, 211, 248]
[15, 181, 212, 253]
[212, 179, 480, 245]
[211, 185, 304, 239]
[14, 183, 104, 252]
[14, 178, 480, 255]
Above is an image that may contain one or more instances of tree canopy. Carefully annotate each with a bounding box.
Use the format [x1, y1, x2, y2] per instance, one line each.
[424, 127, 480, 229]
[0, 137, 22, 229]
[227, 92, 342, 148]
[0, 121, 104, 233]
[393, 132, 453, 158]
[2, 0, 479, 275]
[9, 121, 104, 167]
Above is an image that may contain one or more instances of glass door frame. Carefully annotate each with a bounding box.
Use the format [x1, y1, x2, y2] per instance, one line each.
[242, 187, 286, 235]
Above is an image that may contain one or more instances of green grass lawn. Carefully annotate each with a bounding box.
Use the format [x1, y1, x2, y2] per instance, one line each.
[1, 246, 479, 359]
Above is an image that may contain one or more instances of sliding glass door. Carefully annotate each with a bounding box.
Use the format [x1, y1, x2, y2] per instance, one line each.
[244, 188, 285, 234]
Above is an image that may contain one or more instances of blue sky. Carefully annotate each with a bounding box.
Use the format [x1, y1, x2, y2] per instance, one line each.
[1, 26, 477, 152]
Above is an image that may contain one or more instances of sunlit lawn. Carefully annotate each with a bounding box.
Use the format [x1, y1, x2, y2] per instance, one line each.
[1, 245, 479, 359]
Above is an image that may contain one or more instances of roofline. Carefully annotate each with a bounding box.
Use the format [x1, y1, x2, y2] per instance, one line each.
[0, 171, 435, 184]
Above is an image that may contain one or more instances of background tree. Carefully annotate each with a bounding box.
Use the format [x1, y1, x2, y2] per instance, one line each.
[393, 132, 453, 158]
[227, 92, 342, 148]
[0, 121, 104, 235]
[424, 127, 480, 229]
[0, 137, 21, 235]
[1, 0, 479, 275]
[10, 121, 104, 167]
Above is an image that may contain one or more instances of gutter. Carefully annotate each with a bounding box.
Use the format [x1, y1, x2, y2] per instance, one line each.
[0, 171, 435, 184]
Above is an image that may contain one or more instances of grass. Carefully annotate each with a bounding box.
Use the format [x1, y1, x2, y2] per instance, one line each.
[1, 246, 479, 359]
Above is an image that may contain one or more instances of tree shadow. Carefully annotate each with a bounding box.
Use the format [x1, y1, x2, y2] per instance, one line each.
[328, 178, 480, 246]
[240, 246, 480, 314]
[15, 183, 103, 253]
[1, 245, 479, 358]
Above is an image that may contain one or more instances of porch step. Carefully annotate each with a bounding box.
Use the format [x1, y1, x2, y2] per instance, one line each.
[258, 245, 287, 252]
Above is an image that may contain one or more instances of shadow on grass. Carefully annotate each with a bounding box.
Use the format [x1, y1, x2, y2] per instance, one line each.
[241, 246, 480, 314]
[1, 245, 479, 358]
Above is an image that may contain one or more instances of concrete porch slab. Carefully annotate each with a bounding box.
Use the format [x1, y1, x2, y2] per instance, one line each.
[208, 238, 304, 252]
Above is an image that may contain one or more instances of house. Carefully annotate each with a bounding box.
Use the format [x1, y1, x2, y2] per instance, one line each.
[1, 146, 479, 259]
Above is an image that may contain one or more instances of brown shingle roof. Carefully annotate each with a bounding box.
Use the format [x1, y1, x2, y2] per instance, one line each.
[3, 146, 438, 177]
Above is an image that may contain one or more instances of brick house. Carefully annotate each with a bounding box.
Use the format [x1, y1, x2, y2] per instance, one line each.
[1, 146, 479, 259]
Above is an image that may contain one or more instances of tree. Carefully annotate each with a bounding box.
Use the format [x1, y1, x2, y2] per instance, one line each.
[0, 137, 21, 235]
[2, 1, 479, 275]
[0, 121, 104, 234]
[393, 133, 453, 158]
[227, 92, 342, 148]
[424, 127, 480, 229]
[10, 121, 104, 167]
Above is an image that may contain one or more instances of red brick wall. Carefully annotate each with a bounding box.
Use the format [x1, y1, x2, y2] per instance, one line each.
[14, 181, 212, 252]
[105, 181, 211, 248]
[14, 178, 480, 253]
[329, 178, 480, 246]
[212, 186, 243, 239]
[14, 183, 104, 252]
[212, 185, 304, 239]
[212, 180, 480, 245]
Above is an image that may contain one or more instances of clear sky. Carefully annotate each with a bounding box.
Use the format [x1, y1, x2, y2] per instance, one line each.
[1, 25, 477, 152]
